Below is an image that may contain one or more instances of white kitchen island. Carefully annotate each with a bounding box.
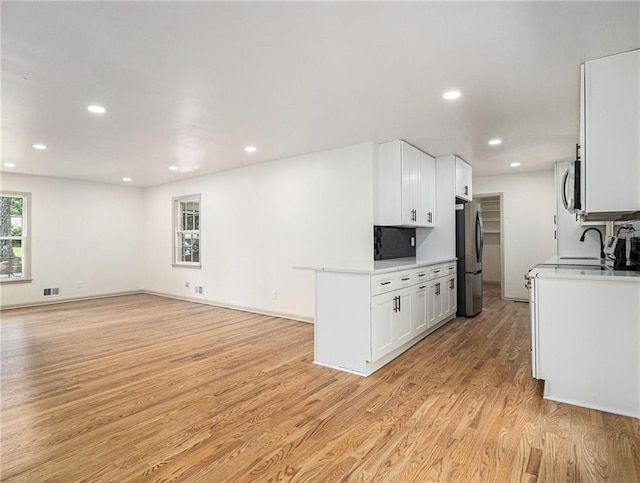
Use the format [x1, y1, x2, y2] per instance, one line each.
[296, 257, 458, 376]
[528, 260, 640, 418]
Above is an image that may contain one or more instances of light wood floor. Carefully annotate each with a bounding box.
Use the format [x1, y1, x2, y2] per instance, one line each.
[1, 286, 639, 482]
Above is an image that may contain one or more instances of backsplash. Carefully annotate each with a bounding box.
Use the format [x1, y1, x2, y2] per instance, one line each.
[374, 226, 416, 260]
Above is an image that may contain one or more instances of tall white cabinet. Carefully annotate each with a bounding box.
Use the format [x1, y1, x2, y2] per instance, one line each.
[376, 140, 436, 227]
[418, 155, 473, 260]
[581, 49, 640, 216]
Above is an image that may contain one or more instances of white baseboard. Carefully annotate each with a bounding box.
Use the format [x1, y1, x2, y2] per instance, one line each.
[2, 289, 315, 324]
[141, 290, 314, 324]
[0, 291, 144, 311]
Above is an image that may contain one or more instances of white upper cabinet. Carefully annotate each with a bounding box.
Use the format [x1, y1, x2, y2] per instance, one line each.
[582, 49, 640, 214]
[376, 140, 436, 227]
[455, 157, 473, 201]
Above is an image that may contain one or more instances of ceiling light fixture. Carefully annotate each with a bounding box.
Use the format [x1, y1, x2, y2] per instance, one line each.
[443, 90, 461, 100]
[510, 162, 521, 167]
[32, 143, 47, 150]
[169, 166, 179, 171]
[87, 105, 106, 114]
[122, 177, 132, 182]
[488, 139, 502, 146]
[4, 163, 16, 168]
[244, 146, 257, 153]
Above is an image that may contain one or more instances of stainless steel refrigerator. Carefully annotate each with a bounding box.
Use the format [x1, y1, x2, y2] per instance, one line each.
[456, 200, 483, 317]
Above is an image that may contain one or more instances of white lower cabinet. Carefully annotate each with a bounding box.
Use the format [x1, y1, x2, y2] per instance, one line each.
[411, 283, 429, 334]
[371, 288, 412, 362]
[445, 276, 457, 315]
[428, 275, 457, 328]
[311, 260, 458, 376]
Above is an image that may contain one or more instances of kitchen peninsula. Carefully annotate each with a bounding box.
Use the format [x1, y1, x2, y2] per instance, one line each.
[528, 260, 640, 418]
[296, 257, 457, 376]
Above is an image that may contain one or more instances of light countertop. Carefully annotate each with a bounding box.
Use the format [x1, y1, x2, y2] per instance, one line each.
[294, 257, 456, 275]
[530, 257, 640, 281]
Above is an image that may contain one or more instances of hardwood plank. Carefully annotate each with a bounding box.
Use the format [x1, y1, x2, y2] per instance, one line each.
[1, 287, 639, 482]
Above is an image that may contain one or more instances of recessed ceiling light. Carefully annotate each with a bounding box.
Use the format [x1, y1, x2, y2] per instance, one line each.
[510, 162, 521, 167]
[87, 105, 106, 114]
[4, 163, 16, 168]
[169, 166, 179, 171]
[488, 139, 502, 146]
[443, 90, 461, 100]
[244, 146, 257, 153]
[122, 177, 132, 182]
[32, 144, 47, 150]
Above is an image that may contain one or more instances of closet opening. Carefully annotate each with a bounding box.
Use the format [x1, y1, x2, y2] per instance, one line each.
[474, 193, 504, 300]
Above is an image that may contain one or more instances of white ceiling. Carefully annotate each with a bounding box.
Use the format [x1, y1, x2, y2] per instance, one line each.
[1, 2, 639, 187]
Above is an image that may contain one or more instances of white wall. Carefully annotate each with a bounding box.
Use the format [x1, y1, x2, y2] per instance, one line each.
[474, 170, 556, 300]
[143, 143, 375, 321]
[0, 173, 145, 307]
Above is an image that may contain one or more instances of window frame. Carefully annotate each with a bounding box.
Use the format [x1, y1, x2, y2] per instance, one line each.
[0, 191, 32, 284]
[172, 194, 201, 268]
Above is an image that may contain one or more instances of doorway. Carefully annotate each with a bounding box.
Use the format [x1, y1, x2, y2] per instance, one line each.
[474, 193, 504, 300]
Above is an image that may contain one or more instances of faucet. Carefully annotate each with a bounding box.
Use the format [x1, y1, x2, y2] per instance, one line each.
[580, 227, 605, 260]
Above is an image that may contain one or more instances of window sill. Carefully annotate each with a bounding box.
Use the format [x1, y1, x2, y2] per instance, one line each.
[0, 277, 33, 285]
[171, 264, 202, 269]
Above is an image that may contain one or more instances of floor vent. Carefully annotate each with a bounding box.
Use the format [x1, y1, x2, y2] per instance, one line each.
[43, 287, 61, 297]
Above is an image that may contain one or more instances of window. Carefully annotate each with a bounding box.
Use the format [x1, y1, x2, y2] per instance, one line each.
[0, 192, 31, 282]
[173, 195, 201, 267]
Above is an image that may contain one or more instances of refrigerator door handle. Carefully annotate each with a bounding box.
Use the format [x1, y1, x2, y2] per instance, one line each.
[475, 211, 484, 263]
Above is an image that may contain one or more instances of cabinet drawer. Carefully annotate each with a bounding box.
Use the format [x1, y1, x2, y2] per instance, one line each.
[371, 274, 396, 295]
[426, 264, 445, 280]
[413, 269, 429, 284]
[395, 272, 415, 288]
[443, 263, 457, 276]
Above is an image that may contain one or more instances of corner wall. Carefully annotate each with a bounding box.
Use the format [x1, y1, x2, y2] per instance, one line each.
[0, 173, 145, 307]
[143, 143, 375, 321]
[474, 170, 556, 300]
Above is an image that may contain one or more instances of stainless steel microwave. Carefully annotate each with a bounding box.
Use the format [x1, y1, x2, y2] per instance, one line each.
[561, 145, 582, 213]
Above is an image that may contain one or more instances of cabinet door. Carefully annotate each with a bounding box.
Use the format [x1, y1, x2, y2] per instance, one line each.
[401, 142, 420, 226]
[455, 157, 473, 201]
[585, 50, 640, 213]
[428, 280, 445, 327]
[371, 293, 395, 361]
[412, 283, 429, 334]
[446, 277, 457, 315]
[394, 290, 413, 346]
[419, 152, 436, 226]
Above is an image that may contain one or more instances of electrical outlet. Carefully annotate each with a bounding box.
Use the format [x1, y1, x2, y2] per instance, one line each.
[195, 285, 203, 295]
[271, 290, 278, 300]
[43, 287, 60, 297]
[185, 281, 190, 288]
[76, 281, 83, 289]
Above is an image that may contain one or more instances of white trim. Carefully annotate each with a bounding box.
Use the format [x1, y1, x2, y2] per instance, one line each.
[142, 289, 313, 324]
[172, 194, 201, 267]
[0, 277, 33, 285]
[0, 191, 31, 282]
[0, 290, 143, 311]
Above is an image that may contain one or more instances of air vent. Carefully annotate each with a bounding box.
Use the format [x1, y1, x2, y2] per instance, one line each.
[43, 287, 60, 297]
